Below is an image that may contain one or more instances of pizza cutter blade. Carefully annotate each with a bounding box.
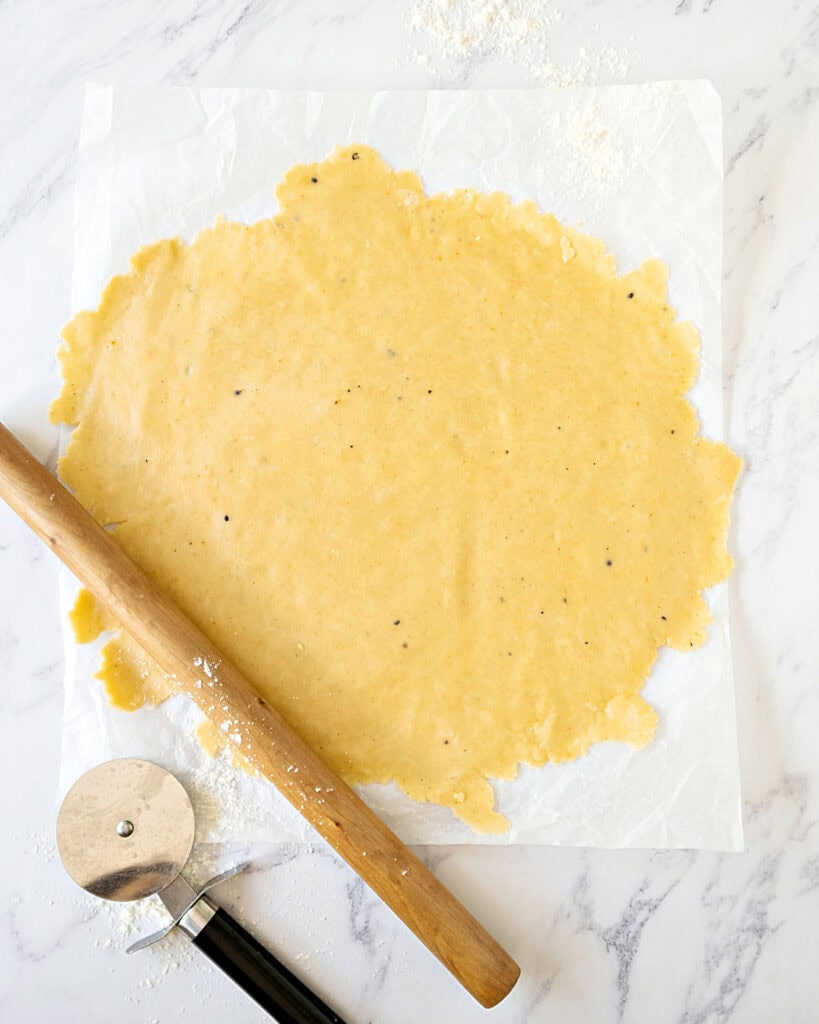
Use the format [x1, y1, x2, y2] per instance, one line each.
[56, 758, 346, 1024]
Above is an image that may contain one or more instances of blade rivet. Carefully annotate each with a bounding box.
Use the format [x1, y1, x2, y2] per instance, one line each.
[116, 819, 135, 838]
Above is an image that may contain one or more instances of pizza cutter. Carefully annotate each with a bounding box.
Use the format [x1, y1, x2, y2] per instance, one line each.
[56, 758, 346, 1024]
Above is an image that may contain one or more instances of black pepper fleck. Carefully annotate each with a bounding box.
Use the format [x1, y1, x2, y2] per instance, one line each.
[393, 620, 401, 626]
[606, 559, 612, 566]
[352, 152, 359, 160]
[234, 389, 243, 395]
[310, 177, 318, 183]
[224, 515, 230, 521]
[627, 292, 634, 299]
[661, 615, 667, 620]
[402, 642, 408, 648]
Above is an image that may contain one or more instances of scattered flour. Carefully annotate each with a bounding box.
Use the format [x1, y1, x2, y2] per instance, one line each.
[93, 890, 170, 946]
[185, 737, 273, 840]
[25, 827, 58, 863]
[404, 0, 632, 86]
[556, 95, 637, 211]
[410, 0, 563, 62]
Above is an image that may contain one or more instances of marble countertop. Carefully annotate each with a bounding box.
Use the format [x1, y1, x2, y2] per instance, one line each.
[1, 1, 817, 1022]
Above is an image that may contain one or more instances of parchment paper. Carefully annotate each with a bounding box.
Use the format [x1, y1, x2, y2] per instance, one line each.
[58, 83, 742, 850]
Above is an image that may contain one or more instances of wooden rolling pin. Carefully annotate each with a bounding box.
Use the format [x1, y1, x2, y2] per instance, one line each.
[0, 421, 520, 1008]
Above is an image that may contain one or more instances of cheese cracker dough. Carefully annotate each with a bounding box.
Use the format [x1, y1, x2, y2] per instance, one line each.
[52, 145, 740, 833]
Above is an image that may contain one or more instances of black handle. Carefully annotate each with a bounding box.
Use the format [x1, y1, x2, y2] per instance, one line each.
[188, 901, 347, 1024]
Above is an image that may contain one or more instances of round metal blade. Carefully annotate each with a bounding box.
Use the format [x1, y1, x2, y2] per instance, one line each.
[56, 759, 195, 902]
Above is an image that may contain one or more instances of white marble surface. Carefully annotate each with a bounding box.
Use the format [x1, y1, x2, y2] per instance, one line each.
[0, 1, 817, 1022]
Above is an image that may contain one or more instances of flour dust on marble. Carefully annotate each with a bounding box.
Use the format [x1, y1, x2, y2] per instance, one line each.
[404, 0, 633, 86]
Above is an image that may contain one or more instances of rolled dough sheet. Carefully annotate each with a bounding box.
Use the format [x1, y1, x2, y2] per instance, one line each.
[52, 143, 739, 835]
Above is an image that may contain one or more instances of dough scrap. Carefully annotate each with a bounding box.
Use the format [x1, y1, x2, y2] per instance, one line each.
[53, 145, 740, 833]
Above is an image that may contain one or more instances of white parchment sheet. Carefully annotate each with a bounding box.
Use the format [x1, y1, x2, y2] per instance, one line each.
[58, 83, 742, 850]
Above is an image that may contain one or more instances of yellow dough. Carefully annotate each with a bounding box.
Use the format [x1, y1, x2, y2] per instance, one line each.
[51, 145, 740, 833]
[68, 587, 109, 644]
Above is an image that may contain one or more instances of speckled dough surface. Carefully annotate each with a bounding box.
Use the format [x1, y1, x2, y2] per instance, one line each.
[51, 145, 740, 833]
